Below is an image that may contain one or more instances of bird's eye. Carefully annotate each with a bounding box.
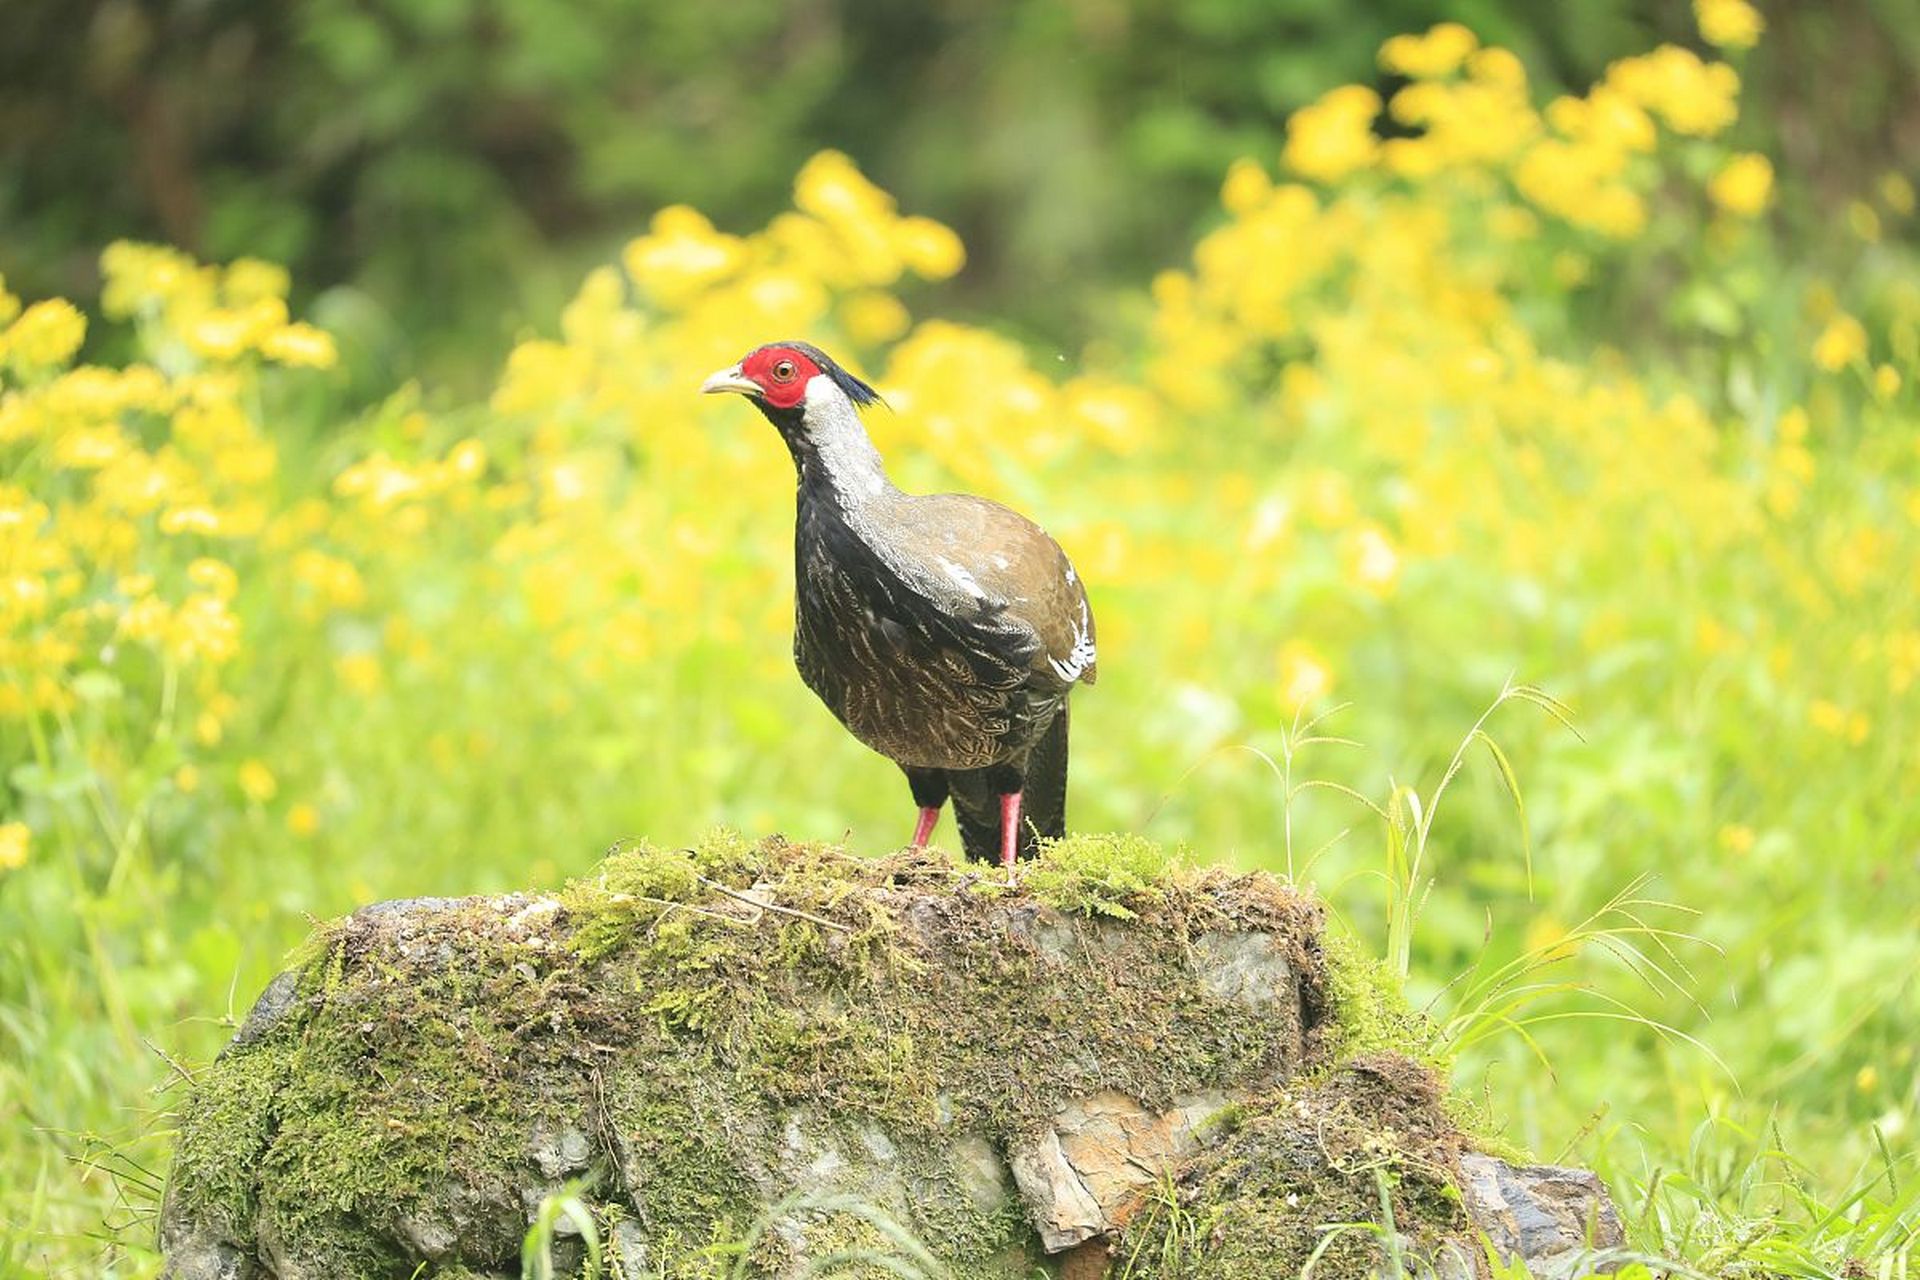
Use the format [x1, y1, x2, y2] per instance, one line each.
[773, 359, 796, 382]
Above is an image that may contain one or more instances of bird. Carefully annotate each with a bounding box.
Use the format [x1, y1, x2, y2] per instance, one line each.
[700, 341, 1097, 870]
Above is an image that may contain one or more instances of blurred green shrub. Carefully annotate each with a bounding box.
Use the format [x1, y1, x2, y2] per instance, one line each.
[3, 0, 1915, 380]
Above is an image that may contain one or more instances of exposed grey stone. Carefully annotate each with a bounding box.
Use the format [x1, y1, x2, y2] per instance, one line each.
[1192, 929, 1295, 1012]
[224, 970, 299, 1055]
[529, 1121, 594, 1181]
[157, 1204, 251, 1280]
[1460, 1153, 1625, 1273]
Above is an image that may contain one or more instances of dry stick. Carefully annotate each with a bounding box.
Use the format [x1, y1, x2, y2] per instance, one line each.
[695, 875, 852, 934]
[144, 1037, 198, 1091]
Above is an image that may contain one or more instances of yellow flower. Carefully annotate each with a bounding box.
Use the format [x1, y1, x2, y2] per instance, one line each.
[1717, 823, 1756, 854]
[1284, 85, 1382, 183]
[286, 802, 321, 838]
[0, 821, 29, 871]
[337, 652, 382, 695]
[224, 258, 291, 304]
[2, 299, 87, 370]
[1379, 23, 1479, 79]
[1874, 365, 1901, 400]
[187, 557, 240, 600]
[170, 594, 241, 664]
[1348, 525, 1402, 593]
[1882, 172, 1916, 216]
[446, 438, 489, 482]
[1695, 0, 1764, 49]
[1708, 153, 1773, 216]
[839, 292, 911, 346]
[1220, 159, 1273, 216]
[174, 764, 201, 794]
[1524, 913, 1579, 961]
[1276, 642, 1333, 710]
[262, 323, 338, 369]
[1812, 314, 1867, 372]
[894, 216, 966, 280]
[621, 206, 745, 306]
[159, 506, 224, 536]
[1609, 46, 1740, 138]
[237, 759, 277, 804]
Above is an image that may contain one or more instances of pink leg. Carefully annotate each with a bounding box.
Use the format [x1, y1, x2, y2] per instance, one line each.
[911, 806, 940, 848]
[999, 791, 1023, 871]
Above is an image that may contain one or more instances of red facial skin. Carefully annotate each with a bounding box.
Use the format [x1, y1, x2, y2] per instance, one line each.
[739, 346, 823, 410]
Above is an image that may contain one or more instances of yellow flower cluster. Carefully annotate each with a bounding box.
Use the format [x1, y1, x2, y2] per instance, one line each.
[1695, 0, 1765, 50]
[0, 242, 338, 723]
[2, 18, 1911, 965]
[1287, 23, 1746, 243]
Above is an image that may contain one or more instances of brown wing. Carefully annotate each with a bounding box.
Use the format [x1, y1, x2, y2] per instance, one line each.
[862, 491, 1097, 688]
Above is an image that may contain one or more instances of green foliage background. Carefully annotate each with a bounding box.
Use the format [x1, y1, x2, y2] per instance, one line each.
[4, 0, 1916, 378]
[3, 2, 1920, 1276]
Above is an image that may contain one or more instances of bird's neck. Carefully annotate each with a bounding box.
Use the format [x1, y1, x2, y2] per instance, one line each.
[766, 379, 894, 511]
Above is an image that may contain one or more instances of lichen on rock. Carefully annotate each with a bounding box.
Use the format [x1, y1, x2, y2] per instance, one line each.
[161, 832, 1621, 1279]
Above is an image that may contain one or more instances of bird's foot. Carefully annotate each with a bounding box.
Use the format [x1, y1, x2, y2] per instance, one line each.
[911, 806, 941, 849]
[999, 792, 1023, 882]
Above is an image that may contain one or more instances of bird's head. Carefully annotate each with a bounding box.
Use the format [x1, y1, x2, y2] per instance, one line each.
[701, 341, 883, 421]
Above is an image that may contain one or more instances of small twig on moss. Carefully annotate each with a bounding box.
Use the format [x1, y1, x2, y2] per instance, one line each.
[613, 893, 753, 930]
[695, 875, 852, 934]
[143, 1037, 197, 1091]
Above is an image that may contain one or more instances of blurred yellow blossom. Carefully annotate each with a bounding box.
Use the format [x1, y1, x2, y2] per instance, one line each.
[1277, 642, 1333, 710]
[0, 822, 28, 871]
[840, 292, 912, 345]
[2, 299, 87, 371]
[1694, 0, 1764, 49]
[894, 216, 966, 280]
[1812, 314, 1867, 371]
[1882, 172, 1916, 216]
[622, 206, 745, 305]
[1609, 46, 1740, 137]
[1709, 153, 1773, 216]
[223, 258, 291, 304]
[286, 803, 321, 838]
[187, 558, 239, 600]
[262, 323, 338, 369]
[338, 652, 382, 695]
[174, 764, 201, 794]
[1284, 85, 1381, 182]
[1379, 23, 1478, 79]
[1717, 823, 1756, 854]
[1348, 525, 1403, 593]
[1220, 159, 1273, 216]
[237, 760, 277, 804]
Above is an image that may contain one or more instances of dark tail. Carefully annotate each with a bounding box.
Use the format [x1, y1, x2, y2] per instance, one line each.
[948, 705, 1069, 864]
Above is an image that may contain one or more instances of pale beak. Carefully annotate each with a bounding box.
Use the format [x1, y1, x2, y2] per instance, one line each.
[700, 365, 759, 397]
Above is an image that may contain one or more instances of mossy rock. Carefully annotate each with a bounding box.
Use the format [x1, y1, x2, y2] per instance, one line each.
[160, 833, 1622, 1279]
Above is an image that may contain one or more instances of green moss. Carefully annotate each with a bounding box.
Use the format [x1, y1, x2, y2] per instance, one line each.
[167, 831, 1435, 1279]
[1020, 832, 1178, 919]
[1113, 1055, 1471, 1279]
[1317, 927, 1435, 1065]
[165, 1040, 290, 1244]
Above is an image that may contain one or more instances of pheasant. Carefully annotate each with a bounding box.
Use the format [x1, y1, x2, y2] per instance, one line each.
[701, 341, 1097, 869]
